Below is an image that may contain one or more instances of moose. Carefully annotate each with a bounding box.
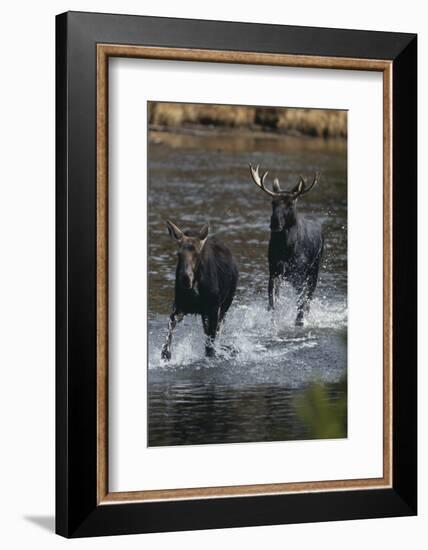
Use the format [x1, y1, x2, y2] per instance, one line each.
[249, 164, 324, 326]
[161, 220, 239, 360]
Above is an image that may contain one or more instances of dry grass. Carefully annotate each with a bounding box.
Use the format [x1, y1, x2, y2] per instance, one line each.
[148, 102, 347, 138]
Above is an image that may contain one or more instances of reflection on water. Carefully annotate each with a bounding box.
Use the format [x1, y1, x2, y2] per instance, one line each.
[150, 128, 347, 155]
[148, 129, 347, 447]
[149, 378, 347, 446]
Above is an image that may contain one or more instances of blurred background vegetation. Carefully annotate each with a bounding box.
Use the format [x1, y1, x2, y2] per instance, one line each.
[295, 376, 347, 439]
[149, 101, 347, 139]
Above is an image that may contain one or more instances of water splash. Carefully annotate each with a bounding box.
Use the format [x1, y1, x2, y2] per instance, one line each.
[149, 285, 347, 375]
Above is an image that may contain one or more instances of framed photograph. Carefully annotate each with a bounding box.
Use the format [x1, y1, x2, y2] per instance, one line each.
[56, 11, 417, 538]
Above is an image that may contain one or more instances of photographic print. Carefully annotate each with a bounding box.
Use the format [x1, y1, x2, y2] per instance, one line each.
[147, 101, 347, 447]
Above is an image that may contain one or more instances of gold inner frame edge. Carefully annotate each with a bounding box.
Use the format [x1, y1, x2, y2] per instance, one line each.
[96, 44, 393, 505]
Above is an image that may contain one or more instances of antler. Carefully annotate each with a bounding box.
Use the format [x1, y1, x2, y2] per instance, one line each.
[249, 164, 320, 198]
[295, 172, 320, 196]
[248, 164, 282, 198]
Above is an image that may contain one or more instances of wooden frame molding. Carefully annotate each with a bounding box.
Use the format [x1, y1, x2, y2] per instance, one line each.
[96, 43, 393, 505]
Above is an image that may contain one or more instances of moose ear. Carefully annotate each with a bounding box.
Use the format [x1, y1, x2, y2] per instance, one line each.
[199, 224, 209, 243]
[272, 178, 281, 193]
[166, 219, 183, 241]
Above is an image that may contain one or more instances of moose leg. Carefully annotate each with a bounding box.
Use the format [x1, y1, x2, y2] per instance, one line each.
[202, 308, 220, 357]
[268, 276, 276, 310]
[161, 309, 184, 360]
[216, 314, 225, 337]
[295, 272, 319, 326]
[303, 278, 317, 315]
[297, 258, 322, 325]
[275, 278, 281, 300]
[217, 292, 234, 336]
[295, 284, 310, 327]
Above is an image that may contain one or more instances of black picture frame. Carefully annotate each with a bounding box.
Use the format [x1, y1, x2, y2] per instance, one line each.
[56, 11, 417, 538]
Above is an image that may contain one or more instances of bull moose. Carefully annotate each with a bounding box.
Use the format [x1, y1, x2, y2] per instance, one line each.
[249, 164, 324, 326]
[161, 220, 239, 360]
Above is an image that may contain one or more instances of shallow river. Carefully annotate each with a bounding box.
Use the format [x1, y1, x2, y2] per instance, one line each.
[147, 129, 347, 447]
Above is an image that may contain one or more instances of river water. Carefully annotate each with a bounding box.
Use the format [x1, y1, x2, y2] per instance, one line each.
[147, 129, 347, 447]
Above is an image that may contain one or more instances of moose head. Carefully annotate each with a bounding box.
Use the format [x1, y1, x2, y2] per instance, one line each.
[249, 164, 320, 232]
[166, 220, 209, 289]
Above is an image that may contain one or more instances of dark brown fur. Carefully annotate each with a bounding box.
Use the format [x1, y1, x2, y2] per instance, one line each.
[161, 221, 239, 359]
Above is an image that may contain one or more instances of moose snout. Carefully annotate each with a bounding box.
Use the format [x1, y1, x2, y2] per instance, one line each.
[270, 216, 284, 232]
[182, 272, 194, 289]
[270, 207, 286, 232]
[270, 222, 283, 232]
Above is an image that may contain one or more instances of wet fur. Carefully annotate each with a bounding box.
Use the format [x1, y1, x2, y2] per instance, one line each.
[175, 234, 238, 315]
[162, 230, 238, 359]
[268, 205, 324, 324]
